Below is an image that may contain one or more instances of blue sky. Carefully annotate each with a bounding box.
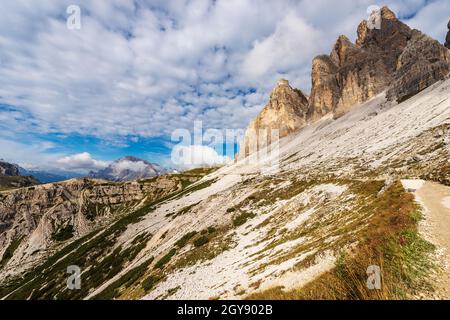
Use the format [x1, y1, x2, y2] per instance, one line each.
[0, 0, 449, 172]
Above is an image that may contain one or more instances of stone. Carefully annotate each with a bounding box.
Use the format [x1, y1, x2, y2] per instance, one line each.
[387, 30, 450, 102]
[238, 79, 308, 159]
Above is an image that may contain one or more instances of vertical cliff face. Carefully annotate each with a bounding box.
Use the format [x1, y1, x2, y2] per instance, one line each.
[239, 6, 450, 159]
[238, 79, 308, 159]
[387, 30, 450, 102]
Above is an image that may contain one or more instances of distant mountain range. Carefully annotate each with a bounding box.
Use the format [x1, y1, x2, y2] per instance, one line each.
[89, 156, 167, 182]
[1, 156, 167, 185]
[18, 167, 82, 184]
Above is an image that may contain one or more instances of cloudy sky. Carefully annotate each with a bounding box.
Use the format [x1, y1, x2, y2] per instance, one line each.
[0, 0, 449, 172]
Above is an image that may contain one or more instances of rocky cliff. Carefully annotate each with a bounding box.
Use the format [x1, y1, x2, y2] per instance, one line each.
[308, 6, 412, 120]
[238, 79, 308, 159]
[0, 175, 182, 276]
[239, 7, 450, 158]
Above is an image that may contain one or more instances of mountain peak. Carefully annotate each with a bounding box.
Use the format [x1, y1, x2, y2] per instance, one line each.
[117, 156, 149, 163]
[0, 160, 19, 176]
[276, 78, 290, 87]
[90, 156, 166, 182]
[240, 5, 450, 159]
[237, 79, 308, 159]
[330, 35, 355, 66]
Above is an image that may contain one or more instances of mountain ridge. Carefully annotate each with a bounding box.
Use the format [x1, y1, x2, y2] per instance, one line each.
[238, 6, 450, 158]
[90, 156, 166, 182]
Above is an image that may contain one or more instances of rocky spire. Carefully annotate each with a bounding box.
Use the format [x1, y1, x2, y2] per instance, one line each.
[309, 6, 411, 120]
[445, 20, 450, 49]
[308, 5, 450, 119]
[239, 6, 450, 159]
[237, 79, 308, 159]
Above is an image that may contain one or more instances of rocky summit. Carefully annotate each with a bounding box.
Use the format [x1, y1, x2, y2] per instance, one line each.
[0, 161, 40, 190]
[240, 6, 450, 158]
[90, 156, 166, 182]
[445, 20, 450, 49]
[237, 79, 308, 159]
[0, 161, 19, 176]
[1, 5, 450, 302]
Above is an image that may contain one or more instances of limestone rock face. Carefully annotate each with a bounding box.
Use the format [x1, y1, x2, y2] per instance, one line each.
[445, 20, 450, 49]
[308, 55, 339, 121]
[387, 30, 450, 102]
[240, 6, 450, 158]
[238, 79, 308, 159]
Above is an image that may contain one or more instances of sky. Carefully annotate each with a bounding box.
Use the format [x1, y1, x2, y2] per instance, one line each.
[0, 0, 449, 172]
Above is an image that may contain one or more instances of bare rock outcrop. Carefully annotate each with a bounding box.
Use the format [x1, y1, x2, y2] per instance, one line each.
[387, 30, 450, 102]
[309, 7, 413, 120]
[240, 6, 450, 158]
[238, 79, 308, 159]
[445, 20, 450, 49]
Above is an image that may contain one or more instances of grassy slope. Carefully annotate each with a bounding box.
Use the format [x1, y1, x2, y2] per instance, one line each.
[247, 181, 435, 300]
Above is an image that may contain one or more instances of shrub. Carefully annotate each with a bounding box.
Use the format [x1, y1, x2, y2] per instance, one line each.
[154, 248, 177, 269]
[142, 274, 162, 292]
[207, 226, 216, 234]
[232, 211, 256, 227]
[52, 225, 74, 242]
[193, 236, 209, 248]
[175, 231, 197, 248]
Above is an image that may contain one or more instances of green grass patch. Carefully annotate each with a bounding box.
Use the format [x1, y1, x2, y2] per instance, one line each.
[233, 211, 256, 227]
[0, 236, 24, 267]
[193, 235, 209, 248]
[154, 248, 177, 269]
[175, 231, 198, 249]
[52, 225, 75, 242]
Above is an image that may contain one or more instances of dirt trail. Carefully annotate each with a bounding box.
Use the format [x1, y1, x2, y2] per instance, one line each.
[401, 180, 450, 299]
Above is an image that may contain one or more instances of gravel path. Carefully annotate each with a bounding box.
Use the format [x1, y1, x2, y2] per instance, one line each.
[402, 180, 450, 299]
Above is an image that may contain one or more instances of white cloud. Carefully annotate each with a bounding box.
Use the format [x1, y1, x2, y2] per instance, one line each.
[112, 160, 149, 173]
[171, 145, 232, 169]
[56, 152, 109, 171]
